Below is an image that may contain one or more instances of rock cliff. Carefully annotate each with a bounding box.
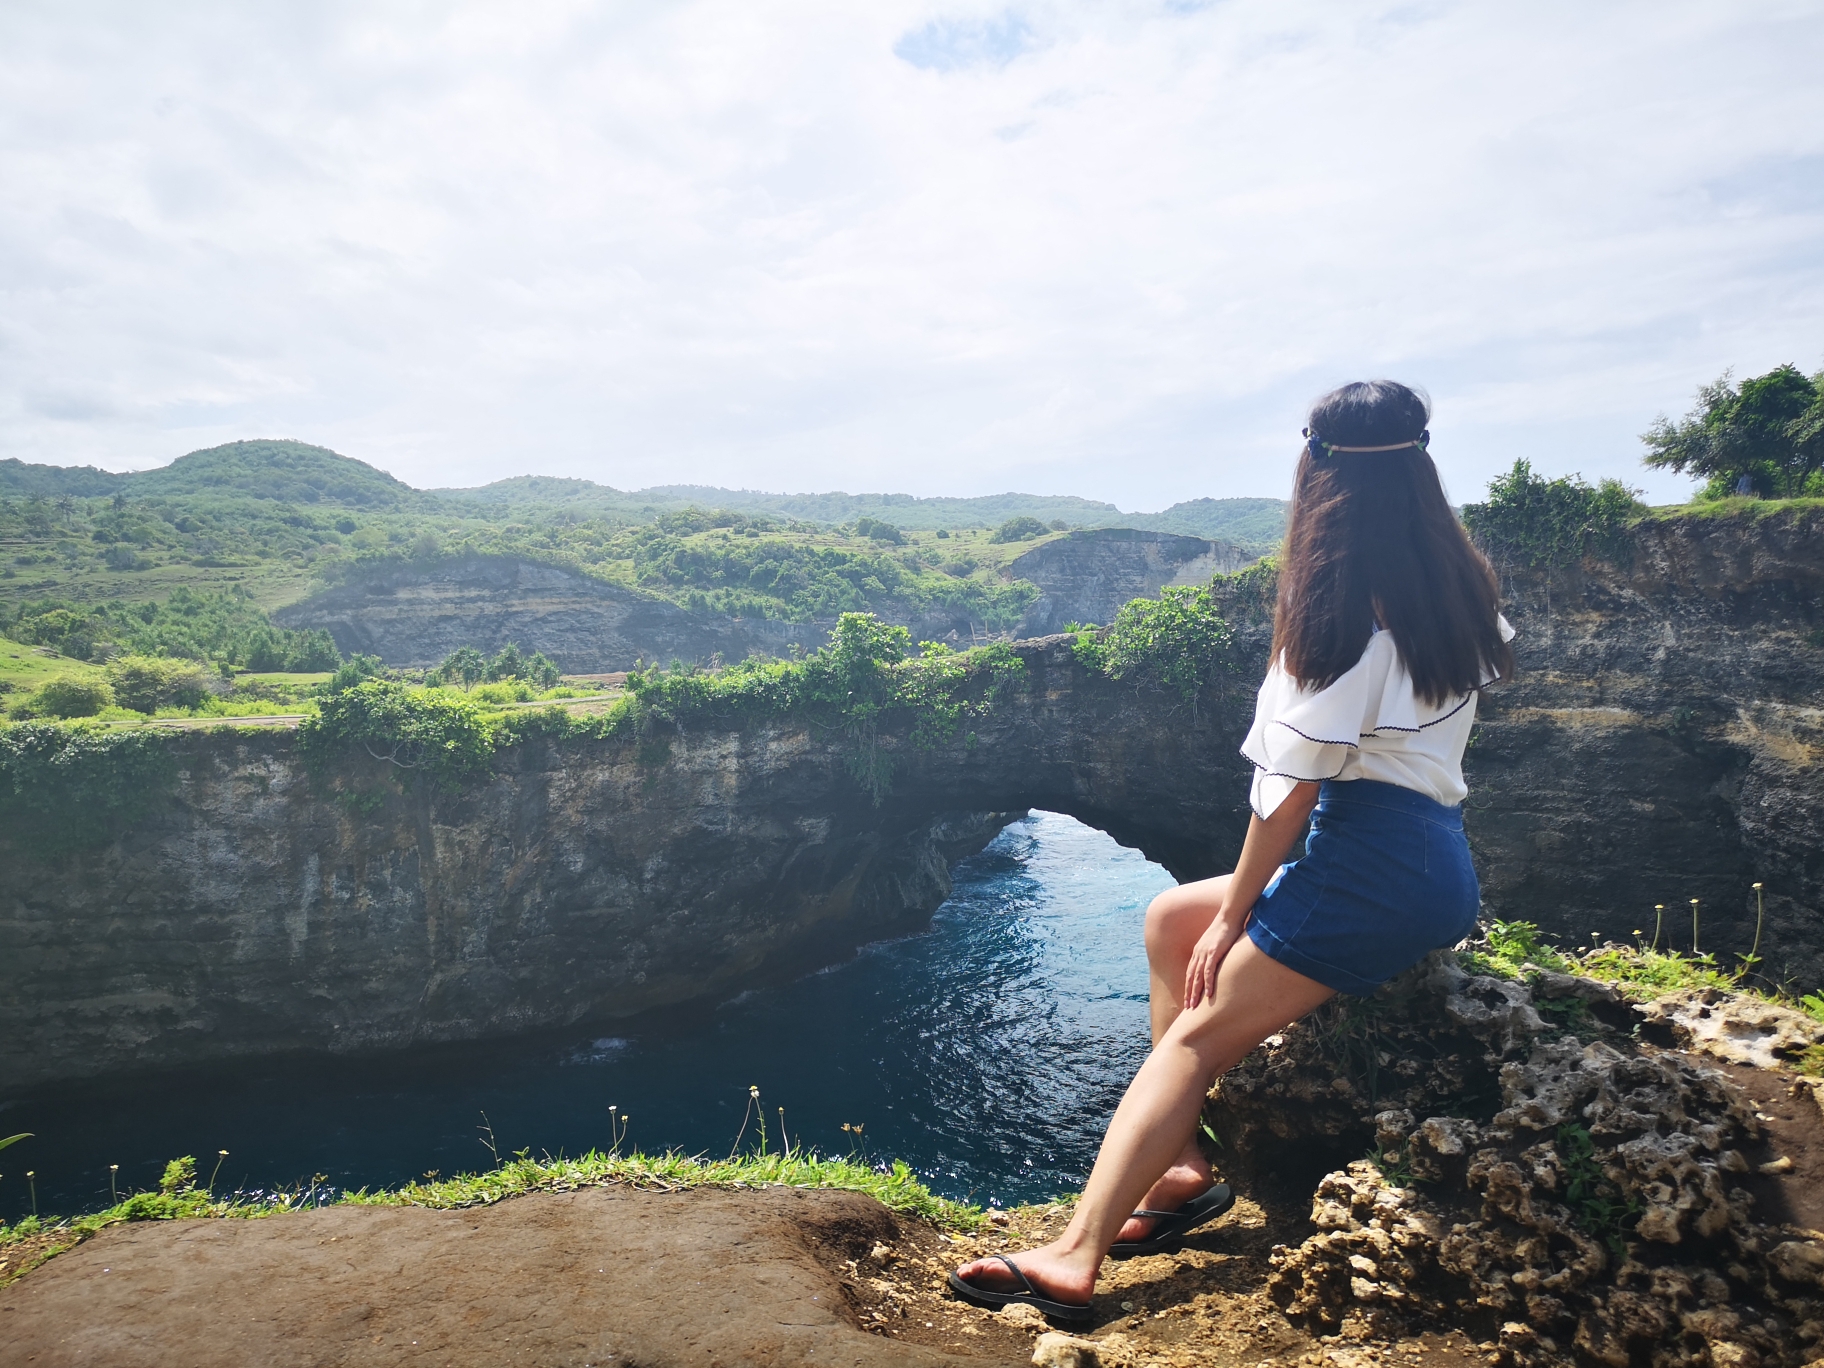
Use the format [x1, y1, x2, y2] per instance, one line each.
[5, 507, 1819, 1093]
[1008, 529, 1255, 636]
[0, 640, 1257, 1093]
[274, 531, 1259, 671]
[272, 554, 833, 671]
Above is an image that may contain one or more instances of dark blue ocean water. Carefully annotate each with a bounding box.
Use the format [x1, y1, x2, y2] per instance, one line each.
[1, 812, 1173, 1222]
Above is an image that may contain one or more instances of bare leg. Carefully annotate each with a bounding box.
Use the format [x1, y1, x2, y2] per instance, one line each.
[1114, 876, 1232, 1241]
[955, 935, 1334, 1305]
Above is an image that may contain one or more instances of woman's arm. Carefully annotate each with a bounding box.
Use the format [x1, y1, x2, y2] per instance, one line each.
[1182, 780, 1322, 1008]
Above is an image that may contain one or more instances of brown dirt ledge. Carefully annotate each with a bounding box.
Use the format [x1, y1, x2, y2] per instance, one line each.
[0, 1180, 1501, 1368]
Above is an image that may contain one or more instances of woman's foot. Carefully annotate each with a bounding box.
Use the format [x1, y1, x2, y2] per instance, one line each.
[951, 1239, 1097, 1309]
[1114, 1146, 1215, 1244]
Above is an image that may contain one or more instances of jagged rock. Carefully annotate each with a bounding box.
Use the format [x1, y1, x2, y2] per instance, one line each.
[1442, 973, 1548, 1052]
[1237, 957, 1820, 1367]
[1636, 988, 1824, 1072]
[1530, 968, 1622, 1005]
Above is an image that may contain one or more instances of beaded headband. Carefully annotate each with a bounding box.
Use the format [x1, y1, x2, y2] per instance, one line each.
[1302, 428, 1429, 458]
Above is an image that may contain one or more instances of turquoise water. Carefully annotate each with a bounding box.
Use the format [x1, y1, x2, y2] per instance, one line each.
[3, 812, 1175, 1219]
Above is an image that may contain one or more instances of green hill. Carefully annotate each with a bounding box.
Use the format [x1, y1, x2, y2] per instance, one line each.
[0, 441, 418, 510]
[132, 440, 419, 508]
[0, 458, 127, 498]
[0, 438, 1285, 636]
[1133, 497, 1288, 549]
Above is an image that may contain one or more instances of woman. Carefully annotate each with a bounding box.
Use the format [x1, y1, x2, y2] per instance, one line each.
[949, 379, 1515, 1322]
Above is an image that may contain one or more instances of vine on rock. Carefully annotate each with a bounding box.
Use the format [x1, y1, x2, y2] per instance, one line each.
[0, 722, 178, 854]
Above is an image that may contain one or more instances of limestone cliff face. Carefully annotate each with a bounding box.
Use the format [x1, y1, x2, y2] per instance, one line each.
[1008, 529, 1255, 636]
[0, 642, 1254, 1093]
[1472, 508, 1824, 981]
[275, 532, 1259, 672]
[272, 555, 831, 671]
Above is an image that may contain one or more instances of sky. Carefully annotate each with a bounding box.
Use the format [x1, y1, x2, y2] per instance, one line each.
[1, 2, 1820, 510]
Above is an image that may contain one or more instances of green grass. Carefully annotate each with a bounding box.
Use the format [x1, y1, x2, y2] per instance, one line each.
[0, 643, 109, 697]
[1460, 919, 1822, 1066]
[0, 1145, 982, 1285]
[346, 1148, 982, 1230]
[1637, 494, 1824, 523]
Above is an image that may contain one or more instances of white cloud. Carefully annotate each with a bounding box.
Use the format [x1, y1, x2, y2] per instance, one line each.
[0, 0, 1819, 507]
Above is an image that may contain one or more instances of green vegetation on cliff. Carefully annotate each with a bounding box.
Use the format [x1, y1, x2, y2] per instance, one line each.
[2, 587, 338, 670]
[1461, 459, 1645, 569]
[0, 723, 178, 852]
[1068, 581, 1237, 710]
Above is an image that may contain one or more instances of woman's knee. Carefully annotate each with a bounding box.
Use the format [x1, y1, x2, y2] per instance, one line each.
[1143, 877, 1227, 955]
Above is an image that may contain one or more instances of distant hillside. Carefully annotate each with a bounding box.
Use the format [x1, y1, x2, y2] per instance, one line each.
[133, 440, 419, 508]
[441, 475, 1286, 547]
[1130, 497, 1287, 549]
[0, 458, 127, 498]
[1, 440, 1284, 625]
[438, 476, 1132, 530]
[3, 442, 1286, 544]
[1, 440, 419, 509]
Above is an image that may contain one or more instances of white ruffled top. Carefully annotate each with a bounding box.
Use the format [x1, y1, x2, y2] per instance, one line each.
[1241, 615, 1515, 819]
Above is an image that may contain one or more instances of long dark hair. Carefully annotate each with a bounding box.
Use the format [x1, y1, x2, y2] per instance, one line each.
[1272, 380, 1513, 705]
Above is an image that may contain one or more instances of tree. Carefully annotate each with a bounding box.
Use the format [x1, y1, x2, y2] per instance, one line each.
[434, 646, 488, 690]
[28, 676, 114, 718]
[988, 515, 1048, 543]
[1642, 364, 1824, 497]
[486, 643, 525, 682]
[853, 517, 904, 544]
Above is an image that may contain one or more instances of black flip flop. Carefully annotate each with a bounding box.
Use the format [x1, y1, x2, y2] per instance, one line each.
[1107, 1183, 1235, 1259]
[945, 1254, 1095, 1324]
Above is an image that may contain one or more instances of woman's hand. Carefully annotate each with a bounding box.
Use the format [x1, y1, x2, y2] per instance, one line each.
[1183, 912, 1246, 1010]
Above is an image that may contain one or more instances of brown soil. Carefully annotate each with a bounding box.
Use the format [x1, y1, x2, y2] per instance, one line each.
[1696, 1056, 1824, 1235]
[0, 1186, 988, 1368]
[0, 1185, 1493, 1368]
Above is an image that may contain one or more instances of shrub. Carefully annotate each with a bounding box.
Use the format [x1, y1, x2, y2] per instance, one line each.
[24, 676, 114, 718]
[324, 653, 386, 694]
[298, 680, 498, 788]
[105, 655, 215, 714]
[1071, 583, 1236, 711]
[988, 515, 1048, 543]
[1461, 459, 1643, 569]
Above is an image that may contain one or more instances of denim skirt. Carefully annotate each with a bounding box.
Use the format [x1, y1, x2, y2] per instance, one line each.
[1245, 778, 1481, 995]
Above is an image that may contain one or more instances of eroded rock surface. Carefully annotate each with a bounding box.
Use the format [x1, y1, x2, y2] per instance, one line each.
[1214, 956, 1824, 1367]
[1637, 987, 1824, 1072]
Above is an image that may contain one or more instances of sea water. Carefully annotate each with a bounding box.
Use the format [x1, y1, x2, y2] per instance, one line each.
[4, 812, 1175, 1219]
